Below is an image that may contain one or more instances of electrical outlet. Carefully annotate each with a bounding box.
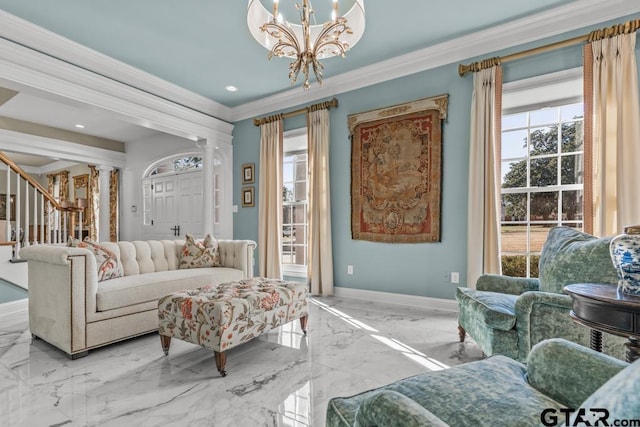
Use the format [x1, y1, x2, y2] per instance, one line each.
[347, 265, 354, 275]
[451, 272, 459, 284]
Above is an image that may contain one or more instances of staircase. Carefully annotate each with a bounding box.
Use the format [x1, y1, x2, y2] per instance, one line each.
[0, 150, 67, 262]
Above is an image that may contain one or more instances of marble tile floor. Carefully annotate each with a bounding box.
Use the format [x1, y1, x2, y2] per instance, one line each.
[0, 297, 483, 426]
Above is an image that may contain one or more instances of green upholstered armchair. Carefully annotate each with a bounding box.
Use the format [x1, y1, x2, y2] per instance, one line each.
[456, 226, 626, 362]
[326, 339, 638, 427]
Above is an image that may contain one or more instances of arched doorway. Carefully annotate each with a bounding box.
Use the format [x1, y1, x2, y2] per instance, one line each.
[141, 154, 222, 240]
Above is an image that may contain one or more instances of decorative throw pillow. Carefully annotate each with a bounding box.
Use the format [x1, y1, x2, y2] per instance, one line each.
[68, 237, 124, 282]
[179, 234, 222, 269]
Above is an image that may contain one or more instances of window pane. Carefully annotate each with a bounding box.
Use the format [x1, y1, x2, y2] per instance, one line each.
[501, 224, 528, 253]
[295, 182, 306, 202]
[502, 193, 527, 221]
[562, 190, 583, 221]
[502, 161, 527, 188]
[560, 103, 583, 121]
[502, 112, 527, 129]
[530, 191, 558, 220]
[530, 108, 558, 126]
[283, 205, 292, 224]
[283, 160, 294, 183]
[529, 224, 551, 252]
[293, 204, 306, 223]
[561, 121, 583, 153]
[561, 154, 583, 185]
[501, 255, 527, 277]
[282, 245, 293, 264]
[502, 129, 528, 159]
[283, 184, 294, 202]
[530, 158, 557, 187]
[295, 161, 307, 181]
[529, 126, 558, 155]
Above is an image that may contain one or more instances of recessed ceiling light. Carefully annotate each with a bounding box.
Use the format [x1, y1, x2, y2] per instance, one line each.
[75, 124, 85, 129]
[225, 85, 238, 92]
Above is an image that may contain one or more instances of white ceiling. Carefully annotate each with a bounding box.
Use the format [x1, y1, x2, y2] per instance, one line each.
[0, 1, 638, 168]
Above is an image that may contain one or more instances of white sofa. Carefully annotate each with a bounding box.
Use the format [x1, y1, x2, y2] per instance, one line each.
[20, 239, 256, 359]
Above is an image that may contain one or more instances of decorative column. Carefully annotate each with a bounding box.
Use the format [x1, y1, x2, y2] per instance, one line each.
[88, 165, 99, 241]
[98, 165, 112, 242]
[110, 169, 119, 242]
[198, 139, 216, 237]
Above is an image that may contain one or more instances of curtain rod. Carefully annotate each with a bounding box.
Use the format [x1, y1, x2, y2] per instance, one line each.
[458, 18, 640, 77]
[253, 97, 338, 126]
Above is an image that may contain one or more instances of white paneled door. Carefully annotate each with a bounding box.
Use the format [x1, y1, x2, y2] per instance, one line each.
[142, 171, 203, 240]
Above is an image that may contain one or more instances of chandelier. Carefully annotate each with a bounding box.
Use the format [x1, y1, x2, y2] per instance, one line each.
[247, 0, 365, 90]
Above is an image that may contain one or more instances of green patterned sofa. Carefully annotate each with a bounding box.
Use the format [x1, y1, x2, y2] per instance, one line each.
[326, 339, 639, 427]
[456, 226, 626, 362]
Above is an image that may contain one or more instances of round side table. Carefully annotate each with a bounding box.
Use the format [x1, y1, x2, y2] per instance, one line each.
[564, 283, 640, 363]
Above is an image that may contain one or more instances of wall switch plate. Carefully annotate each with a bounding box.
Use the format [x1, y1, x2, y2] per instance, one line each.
[232, 205, 238, 213]
[347, 265, 354, 275]
[451, 272, 459, 284]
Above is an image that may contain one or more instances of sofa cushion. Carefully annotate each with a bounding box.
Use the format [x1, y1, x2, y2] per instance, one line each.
[179, 234, 221, 269]
[68, 237, 123, 282]
[96, 267, 243, 311]
[538, 227, 617, 294]
[455, 287, 517, 331]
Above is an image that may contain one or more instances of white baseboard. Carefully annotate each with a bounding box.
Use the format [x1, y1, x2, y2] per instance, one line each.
[0, 299, 27, 317]
[333, 287, 459, 312]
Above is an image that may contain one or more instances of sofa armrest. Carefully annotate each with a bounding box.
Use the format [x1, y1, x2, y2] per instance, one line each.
[476, 274, 540, 295]
[20, 244, 98, 356]
[354, 390, 449, 427]
[20, 244, 93, 265]
[217, 240, 256, 278]
[527, 338, 628, 408]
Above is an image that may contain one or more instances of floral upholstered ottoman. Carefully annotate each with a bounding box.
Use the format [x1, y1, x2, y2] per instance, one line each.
[157, 277, 308, 376]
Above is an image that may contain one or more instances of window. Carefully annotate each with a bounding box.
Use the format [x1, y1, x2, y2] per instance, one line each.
[148, 156, 203, 176]
[501, 70, 584, 278]
[282, 129, 308, 277]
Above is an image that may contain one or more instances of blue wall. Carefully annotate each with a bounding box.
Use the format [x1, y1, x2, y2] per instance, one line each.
[232, 15, 640, 300]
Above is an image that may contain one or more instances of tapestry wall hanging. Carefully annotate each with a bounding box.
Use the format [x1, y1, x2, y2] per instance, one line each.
[349, 94, 448, 243]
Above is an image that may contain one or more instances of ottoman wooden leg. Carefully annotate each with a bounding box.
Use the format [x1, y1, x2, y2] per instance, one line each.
[214, 351, 227, 377]
[300, 315, 308, 335]
[160, 335, 171, 356]
[458, 324, 466, 342]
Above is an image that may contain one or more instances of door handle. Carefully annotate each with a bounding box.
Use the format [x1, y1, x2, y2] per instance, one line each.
[170, 225, 180, 236]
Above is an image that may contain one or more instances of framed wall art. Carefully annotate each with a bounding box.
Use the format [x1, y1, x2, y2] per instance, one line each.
[349, 94, 448, 243]
[242, 163, 255, 184]
[242, 186, 254, 208]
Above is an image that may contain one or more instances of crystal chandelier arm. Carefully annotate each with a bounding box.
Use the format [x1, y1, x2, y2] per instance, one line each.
[313, 18, 352, 58]
[261, 21, 301, 58]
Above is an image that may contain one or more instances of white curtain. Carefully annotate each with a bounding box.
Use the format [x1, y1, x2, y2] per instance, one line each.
[588, 33, 640, 236]
[467, 66, 503, 287]
[307, 109, 334, 296]
[258, 120, 283, 279]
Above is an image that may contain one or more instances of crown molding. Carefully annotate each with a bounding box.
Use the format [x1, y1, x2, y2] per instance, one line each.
[0, 10, 233, 123]
[0, 129, 126, 168]
[231, 0, 640, 121]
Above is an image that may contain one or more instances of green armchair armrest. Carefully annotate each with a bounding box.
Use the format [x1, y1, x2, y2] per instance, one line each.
[476, 274, 540, 295]
[354, 390, 449, 427]
[527, 339, 628, 408]
[514, 291, 587, 361]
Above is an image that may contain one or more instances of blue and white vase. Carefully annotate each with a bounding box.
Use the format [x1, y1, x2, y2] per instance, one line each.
[610, 225, 640, 295]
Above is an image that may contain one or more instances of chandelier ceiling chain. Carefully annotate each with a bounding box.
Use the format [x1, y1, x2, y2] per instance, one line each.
[247, 0, 365, 90]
